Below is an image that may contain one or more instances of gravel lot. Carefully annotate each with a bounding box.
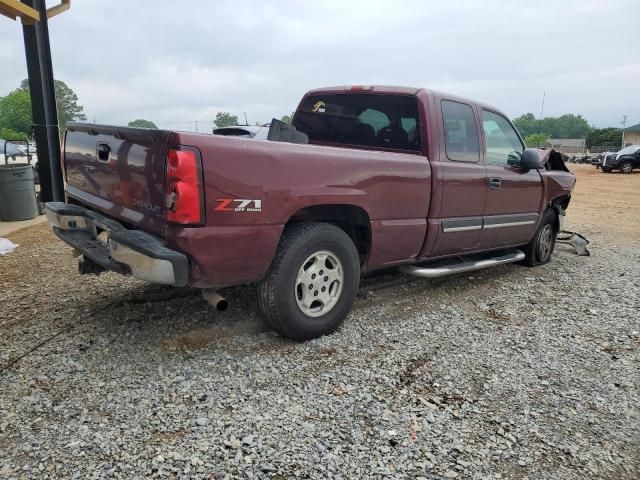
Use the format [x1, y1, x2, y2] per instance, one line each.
[1, 165, 639, 479]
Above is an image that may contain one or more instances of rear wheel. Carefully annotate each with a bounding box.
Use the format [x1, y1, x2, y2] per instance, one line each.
[621, 160, 633, 174]
[522, 209, 557, 267]
[257, 222, 360, 340]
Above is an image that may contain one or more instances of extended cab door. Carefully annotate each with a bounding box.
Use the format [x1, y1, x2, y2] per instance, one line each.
[479, 110, 543, 247]
[427, 98, 486, 257]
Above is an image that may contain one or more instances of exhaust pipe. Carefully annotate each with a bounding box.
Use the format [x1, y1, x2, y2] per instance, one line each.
[202, 289, 229, 311]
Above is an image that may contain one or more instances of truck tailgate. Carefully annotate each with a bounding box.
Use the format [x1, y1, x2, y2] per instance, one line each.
[64, 123, 171, 235]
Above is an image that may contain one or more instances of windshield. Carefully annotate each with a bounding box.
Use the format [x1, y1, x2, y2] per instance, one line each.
[617, 145, 640, 155]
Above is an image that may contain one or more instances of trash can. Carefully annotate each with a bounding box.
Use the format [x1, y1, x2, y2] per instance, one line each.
[0, 164, 38, 221]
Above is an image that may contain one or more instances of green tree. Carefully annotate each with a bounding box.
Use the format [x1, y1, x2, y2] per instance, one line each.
[213, 112, 238, 128]
[513, 113, 592, 139]
[17, 78, 87, 128]
[0, 89, 33, 135]
[280, 112, 295, 124]
[128, 119, 158, 129]
[524, 133, 549, 148]
[513, 113, 539, 138]
[586, 127, 622, 149]
[0, 128, 28, 141]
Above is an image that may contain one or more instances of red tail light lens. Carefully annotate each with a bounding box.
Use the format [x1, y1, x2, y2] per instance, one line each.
[165, 147, 204, 225]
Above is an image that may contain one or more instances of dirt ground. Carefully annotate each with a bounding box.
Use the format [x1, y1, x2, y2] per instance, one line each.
[0, 163, 638, 479]
[567, 164, 640, 243]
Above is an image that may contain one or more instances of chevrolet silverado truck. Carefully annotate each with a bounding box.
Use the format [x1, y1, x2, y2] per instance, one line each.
[46, 85, 575, 340]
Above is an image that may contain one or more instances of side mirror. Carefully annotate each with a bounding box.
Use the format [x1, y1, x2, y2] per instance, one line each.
[520, 148, 546, 170]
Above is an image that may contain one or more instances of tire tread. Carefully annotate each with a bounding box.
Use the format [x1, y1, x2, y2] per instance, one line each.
[257, 222, 357, 339]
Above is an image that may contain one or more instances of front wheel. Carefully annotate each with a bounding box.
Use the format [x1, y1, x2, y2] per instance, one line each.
[602, 167, 612, 173]
[522, 209, 557, 267]
[257, 222, 360, 340]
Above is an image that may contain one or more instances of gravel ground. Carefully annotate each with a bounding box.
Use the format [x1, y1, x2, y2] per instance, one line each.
[1, 169, 639, 479]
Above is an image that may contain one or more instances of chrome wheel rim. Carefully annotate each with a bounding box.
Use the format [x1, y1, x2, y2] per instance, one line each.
[295, 250, 343, 317]
[538, 224, 554, 260]
[622, 162, 632, 173]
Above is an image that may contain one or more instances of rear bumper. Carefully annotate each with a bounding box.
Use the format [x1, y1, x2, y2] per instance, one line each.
[45, 202, 188, 286]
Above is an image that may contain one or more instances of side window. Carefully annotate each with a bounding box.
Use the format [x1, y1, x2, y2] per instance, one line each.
[481, 110, 524, 166]
[441, 100, 480, 162]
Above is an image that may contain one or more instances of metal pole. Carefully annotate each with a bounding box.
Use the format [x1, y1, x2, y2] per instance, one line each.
[537, 91, 545, 148]
[21, 0, 64, 202]
[621, 115, 627, 149]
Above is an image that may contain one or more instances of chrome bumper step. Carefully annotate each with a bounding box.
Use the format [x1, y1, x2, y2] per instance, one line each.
[400, 249, 525, 278]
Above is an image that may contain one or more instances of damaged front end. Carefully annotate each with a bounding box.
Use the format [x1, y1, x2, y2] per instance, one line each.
[537, 150, 590, 256]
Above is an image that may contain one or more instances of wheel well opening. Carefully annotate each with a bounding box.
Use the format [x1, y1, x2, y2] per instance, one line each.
[286, 205, 372, 265]
[550, 195, 571, 231]
[553, 195, 571, 211]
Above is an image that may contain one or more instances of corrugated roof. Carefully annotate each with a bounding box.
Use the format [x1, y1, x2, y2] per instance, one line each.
[623, 123, 640, 132]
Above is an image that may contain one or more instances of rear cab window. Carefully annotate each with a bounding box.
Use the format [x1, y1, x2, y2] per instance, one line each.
[293, 93, 421, 152]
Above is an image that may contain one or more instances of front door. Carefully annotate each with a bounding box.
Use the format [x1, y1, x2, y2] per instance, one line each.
[429, 99, 486, 257]
[479, 109, 543, 247]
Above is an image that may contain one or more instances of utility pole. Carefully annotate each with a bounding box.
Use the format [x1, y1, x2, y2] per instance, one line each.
[244, 112, 249, 126]
[537, 91, 546, 148]
[194, 120, 199, 133]
[620, 115, 628, 149]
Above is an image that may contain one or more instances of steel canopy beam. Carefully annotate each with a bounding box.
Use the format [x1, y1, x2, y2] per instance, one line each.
[22, 0, 64, 201]
[46, 0, 68, 19]
[0, 0, 39, 24]
[2, 0, 70, 202]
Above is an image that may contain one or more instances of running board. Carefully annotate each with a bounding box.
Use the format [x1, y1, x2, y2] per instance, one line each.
[399, 249, 525, 278]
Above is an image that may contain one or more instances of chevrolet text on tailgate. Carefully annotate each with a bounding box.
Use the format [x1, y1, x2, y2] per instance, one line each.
[46, 86, 575, 340]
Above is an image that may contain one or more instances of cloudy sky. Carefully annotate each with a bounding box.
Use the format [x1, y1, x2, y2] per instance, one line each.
[1, 0, 638, 131]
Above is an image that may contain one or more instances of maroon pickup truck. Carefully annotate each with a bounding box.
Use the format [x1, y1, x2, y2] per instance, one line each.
[46, 85, 574, 339]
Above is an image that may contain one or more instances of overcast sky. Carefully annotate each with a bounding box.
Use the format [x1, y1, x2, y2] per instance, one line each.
[1, 0, 638, 131]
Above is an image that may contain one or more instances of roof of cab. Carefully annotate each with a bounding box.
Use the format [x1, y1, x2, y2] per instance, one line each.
[305, 85, 422, 95]
[304, 85, 502, 113]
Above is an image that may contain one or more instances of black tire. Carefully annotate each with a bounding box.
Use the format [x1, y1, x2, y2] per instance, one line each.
[602, 167, 612, 173]
[620, 160, 633, 174]
[257, 222, 360, 340]
[522, 209, 557, 267]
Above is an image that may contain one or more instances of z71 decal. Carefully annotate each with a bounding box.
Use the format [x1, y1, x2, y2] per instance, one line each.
[214, 199, 262, 212]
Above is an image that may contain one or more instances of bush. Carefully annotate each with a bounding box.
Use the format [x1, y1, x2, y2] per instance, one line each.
[0, 128, 28, 141]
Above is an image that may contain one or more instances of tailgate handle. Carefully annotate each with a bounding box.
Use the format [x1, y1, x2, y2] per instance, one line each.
[96, 142, 111, 162]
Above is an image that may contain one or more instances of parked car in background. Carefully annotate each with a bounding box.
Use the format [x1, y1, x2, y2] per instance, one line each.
[590, 153, 604, 168]
[601, 145, 640, 173]
[1, 139, 32, 163]
[213, 124, 270, 139]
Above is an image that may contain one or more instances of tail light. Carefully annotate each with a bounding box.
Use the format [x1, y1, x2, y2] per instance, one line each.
[165, 147, 204, 225]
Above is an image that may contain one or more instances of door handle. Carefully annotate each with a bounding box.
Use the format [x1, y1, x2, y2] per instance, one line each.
[489, 177, 502, 189]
